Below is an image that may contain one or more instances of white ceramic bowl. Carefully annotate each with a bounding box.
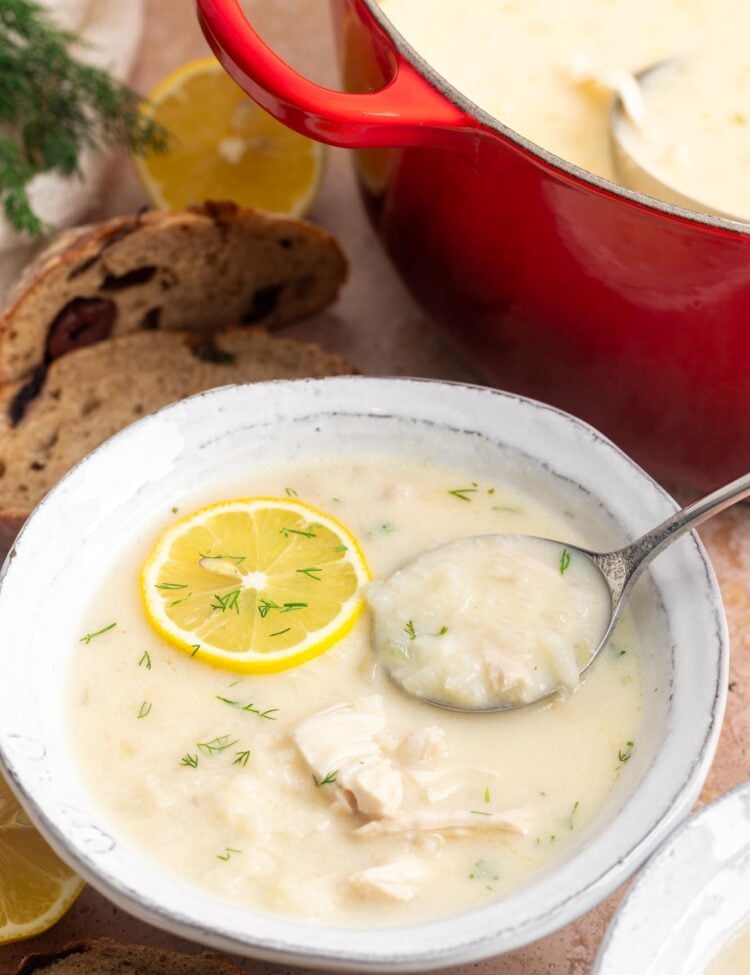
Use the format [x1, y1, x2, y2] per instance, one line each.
[0, 377, 728, 971]
[593, 779, 750, 974]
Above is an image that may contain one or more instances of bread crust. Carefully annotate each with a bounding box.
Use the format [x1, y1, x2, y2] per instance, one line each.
[15, 938, 245, 974]
[0, 201, 348, 384]
[0, 328, 357, 559]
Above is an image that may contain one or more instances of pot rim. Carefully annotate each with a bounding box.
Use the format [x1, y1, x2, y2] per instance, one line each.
[360, 0, 750, 237]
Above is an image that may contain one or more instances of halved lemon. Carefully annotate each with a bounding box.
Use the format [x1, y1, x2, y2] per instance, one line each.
[0, 774, 83, 944]
[142, 498, 370, 672]
[135, 57, 325, 215]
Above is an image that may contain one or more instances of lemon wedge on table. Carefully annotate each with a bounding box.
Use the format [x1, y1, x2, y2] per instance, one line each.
[142, 498, 370, 673]
[136, 57, 325, 215]
[0, 775, 83, 944]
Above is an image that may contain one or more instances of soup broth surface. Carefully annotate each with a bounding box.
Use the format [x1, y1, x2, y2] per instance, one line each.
[69, 457, 641, 925]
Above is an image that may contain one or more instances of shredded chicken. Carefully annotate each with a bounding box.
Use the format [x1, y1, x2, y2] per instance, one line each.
[350, 856, 424, 902]
[356, 807, 531, 837]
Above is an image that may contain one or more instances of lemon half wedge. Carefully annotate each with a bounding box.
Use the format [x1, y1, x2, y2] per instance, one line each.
[0, 775, 83, 944]
[136, 57, 325, 215]
[142, 498, 370, 672]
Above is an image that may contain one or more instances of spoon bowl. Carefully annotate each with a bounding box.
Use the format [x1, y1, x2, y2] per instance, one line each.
[373, 473, 750, 712]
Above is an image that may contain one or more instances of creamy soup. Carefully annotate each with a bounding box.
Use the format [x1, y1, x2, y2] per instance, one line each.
[705, 922, 750, 975]
[367, 535, 611, 709]
[69, 458, 641, 925]
[379, 0, 750, 218]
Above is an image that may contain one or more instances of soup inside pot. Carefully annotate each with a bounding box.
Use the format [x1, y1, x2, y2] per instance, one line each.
[378, 0, 750, 220]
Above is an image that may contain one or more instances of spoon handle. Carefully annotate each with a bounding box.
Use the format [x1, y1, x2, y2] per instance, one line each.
[611, 472, 750, 595]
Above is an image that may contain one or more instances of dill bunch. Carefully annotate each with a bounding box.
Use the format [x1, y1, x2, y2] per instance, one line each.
[0, 0, 168, 236]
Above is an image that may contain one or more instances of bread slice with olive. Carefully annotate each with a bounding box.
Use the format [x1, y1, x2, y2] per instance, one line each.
[0, 200, 347, 386]
[14, 938, 245, 975]
[0, 328, 356, 553]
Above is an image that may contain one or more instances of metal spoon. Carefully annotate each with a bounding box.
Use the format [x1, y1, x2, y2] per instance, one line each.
[609, 61, 741, 221]
[376, 472, 750, 713]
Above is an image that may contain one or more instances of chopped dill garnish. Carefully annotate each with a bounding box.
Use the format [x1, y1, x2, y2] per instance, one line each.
[211, 589, 240, 613]
[215, 697, 277, 720]
[170, 594, 191, 607]
[281, 602, 307, 612]
[155, 582, 188, 590]
[567, 800, 580, 829]
[297, 567, 322, 581]
[180, 753, 198, 768]
[313, 770, 338, 787]
[493, 505, 519, 513]
[233, 750, 251, 766]
[257, 598, 280, 618]
[216, 847, 242, 861]
[404, 620, 417, 640]
[469, 860, 499, 881]
[448, 487, 478, 502]
[483, 785, 491, 804]
[199, 553, 246, 564]
[559, 549, 571, 575]
[139, 651, 152, 670]
[618, 741, 634, 763]
[79, 622, 116, 644]
[379, 523, 396, 533]
[333, 544, 348, 553]
[137, 701, 152, 719]
[437, 625, 448, 636]
[228, 679, 240, 687]
[284, 487, 298, 497]
[198, 735, 239, 755]
[270, 627, 291, 638]
[190, 644, 201, 657]
[280, 526, 316, 538]
[171, 506, 179, 514]
[470, 810, 492, 816]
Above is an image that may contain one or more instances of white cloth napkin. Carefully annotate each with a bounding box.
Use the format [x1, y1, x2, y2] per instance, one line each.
[0, 0, 144, 299]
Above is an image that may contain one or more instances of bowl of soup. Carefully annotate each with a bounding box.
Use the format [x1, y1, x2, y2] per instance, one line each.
[593, 779, 750, 975]
[0, 377, 727, 969]
[197, 0, 750, 490]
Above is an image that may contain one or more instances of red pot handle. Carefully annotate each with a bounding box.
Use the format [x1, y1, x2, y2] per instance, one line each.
[195, 0, 476, 149]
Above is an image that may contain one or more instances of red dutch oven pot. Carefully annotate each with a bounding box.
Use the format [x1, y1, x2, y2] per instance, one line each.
[197, 0, 750, 489]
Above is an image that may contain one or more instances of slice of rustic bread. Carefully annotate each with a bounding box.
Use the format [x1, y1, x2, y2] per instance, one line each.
[0, 328, 356, 552]
[15, 938, 245, 974]
[0, 201, 347, 384]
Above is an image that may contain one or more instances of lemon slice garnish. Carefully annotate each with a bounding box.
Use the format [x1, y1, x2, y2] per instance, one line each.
[141, 498, 370, 672]
[0, 775, 83, 944]
[135, 57, 325, 215]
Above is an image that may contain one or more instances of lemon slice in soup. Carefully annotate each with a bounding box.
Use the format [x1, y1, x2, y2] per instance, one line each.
[141, 498, 370, 672]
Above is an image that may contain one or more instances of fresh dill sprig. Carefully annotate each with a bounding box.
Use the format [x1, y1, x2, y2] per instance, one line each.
[233, 750, 251, 766]
[296, 567, 322, 581]
[155, 582, 187, 590]
[618, 740, 634, 763]
[197, 735, 239, 755]
[216, 847, 241, 861]
[138, 651, 152, 670]
[190, 644, 200, 657]
[269, 627, 290, 638]
[257, 598, 280, 618]
[280, 526, 316, 539]
[180, 753, 198, 768]
[437, 625, 448, 636]
[483, 785, 491, 804]
[284, 487, 298, 497]
[567, 800, 580, 830]
[137, 701, 152, 719]
[470, 809, 492, 816]
[404, 620, 416, 640]
[215, 697, 277, 720]
[0, 0, 169, 236]
[79, 622, 116, 644]
[199, 553, 245, 565]
[313, 770, 338, 787]
[333, 544, 348, 553]
[211, 589, 240, 613]
[559, 548, 571, 575]
[281, 602, 307, 613]
[448, 486, 478, 502]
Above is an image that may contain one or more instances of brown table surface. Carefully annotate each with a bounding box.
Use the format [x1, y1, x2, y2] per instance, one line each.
[1, 2, 748, 972]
